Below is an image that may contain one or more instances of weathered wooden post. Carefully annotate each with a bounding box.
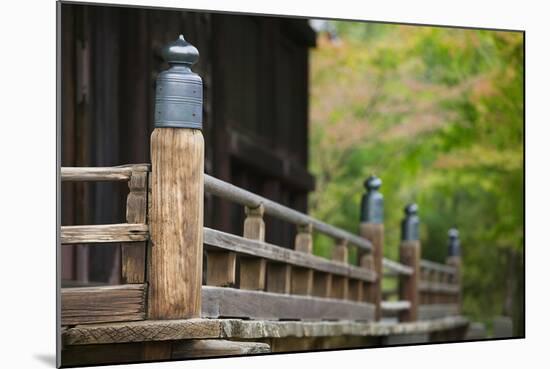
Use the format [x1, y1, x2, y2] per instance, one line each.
[292, 223, 314, 295]
[359, 175, 384, 320]
[447, 227, 462, 309]
[399, 203, 420, 322]
[240, 205, 267, 290]
[148, 35, 204, 320]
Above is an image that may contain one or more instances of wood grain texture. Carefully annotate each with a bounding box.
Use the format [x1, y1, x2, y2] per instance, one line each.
[291, 223, 313, 295]
[61, 164, 150, 181]
[63, 316, 469, 345]
[399, 240, 421, 322]
[122, 170, 148, 283]
[240, 205, 266, 290]
[266, 263, 291, 294]
[204, 228, 376, 282]
[201, 286, 375, 321]
[207, 251, 236, 287]
[171, 339, 270, 358]
[61, 284, 146, 325]
[63, 318, 222, 345]
[61, 224, 149, 244]
[313, 272, 332, 298]
[360, 223, 384, 319]
[149, 128, 204, 319]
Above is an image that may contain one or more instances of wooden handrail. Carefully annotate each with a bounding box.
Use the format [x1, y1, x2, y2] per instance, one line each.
[204, 174, 373, 252]
[420, 259, 457, 274]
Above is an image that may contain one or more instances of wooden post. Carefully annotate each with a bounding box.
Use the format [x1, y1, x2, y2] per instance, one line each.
[291, 223, 314, 295]
[240, 205, 267, 290]
[398, 203, 421, 322]
[148, 35, 204, 320]
[331, 239, 349, 299]
[359, 175, 384, 319]
[446, 228, 462, 309]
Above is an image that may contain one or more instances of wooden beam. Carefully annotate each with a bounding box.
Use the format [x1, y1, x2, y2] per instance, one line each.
[201, 286, 375, 321]
[204, 228, 376, 282]
[61, 284, 146, 325]
[204, 174, 372, 252]
[61, 224, 149, 244]
[418, 304, 460, 320]
[61, 164, 149, 181]
[63, 316, 469, 345]
[171, 339, 270, 358]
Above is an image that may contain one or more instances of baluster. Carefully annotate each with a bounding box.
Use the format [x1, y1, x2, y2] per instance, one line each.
[291, 223, 314, 295]
[239, 205, 267, 290]
[331, 239, 349, 300]
[121, 168, 148, 283]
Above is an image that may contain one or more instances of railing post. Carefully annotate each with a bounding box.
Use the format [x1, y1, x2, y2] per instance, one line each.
[240, 205, 267, 290]
[447, 227, 462, 310]
[148, 35, 204, 319]
[359, 175, 384, 320]
[399, 203, 420, 322]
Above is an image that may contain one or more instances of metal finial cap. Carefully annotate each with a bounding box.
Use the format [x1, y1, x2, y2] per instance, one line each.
[404, 203, 418, 215]
[161, 35, 199, 65]
[364, 175, 382, 191]
[448, 228, 459, 239]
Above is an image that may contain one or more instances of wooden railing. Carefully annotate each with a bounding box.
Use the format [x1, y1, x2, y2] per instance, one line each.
[59, 35, 467, 364]
[60, 165, 463, 325]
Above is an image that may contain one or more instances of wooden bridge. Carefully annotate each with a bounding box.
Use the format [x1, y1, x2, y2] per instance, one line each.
[59, 35, 468, 366]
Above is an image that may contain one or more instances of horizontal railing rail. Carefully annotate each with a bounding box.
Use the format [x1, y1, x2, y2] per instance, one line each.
[420, 259, 457, 274]
[204, 174, 373, 252]
[204, 227, 376, 282]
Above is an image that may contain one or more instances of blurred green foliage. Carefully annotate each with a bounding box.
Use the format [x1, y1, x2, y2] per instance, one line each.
[309, 22, 523, 334]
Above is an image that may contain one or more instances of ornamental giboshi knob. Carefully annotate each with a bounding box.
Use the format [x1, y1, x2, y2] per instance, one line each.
[154, 35, 203, 130]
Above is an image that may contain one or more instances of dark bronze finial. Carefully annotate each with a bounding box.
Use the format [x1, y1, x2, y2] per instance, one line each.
[448, 227, 460, 257]
[401, 203, 419, 241]
[154, 35, 203, 130]
[360, 175, 383, 223]
[161, 34, 200, 66]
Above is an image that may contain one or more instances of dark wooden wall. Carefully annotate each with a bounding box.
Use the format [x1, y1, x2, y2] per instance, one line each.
[60, 4, 315, 283]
